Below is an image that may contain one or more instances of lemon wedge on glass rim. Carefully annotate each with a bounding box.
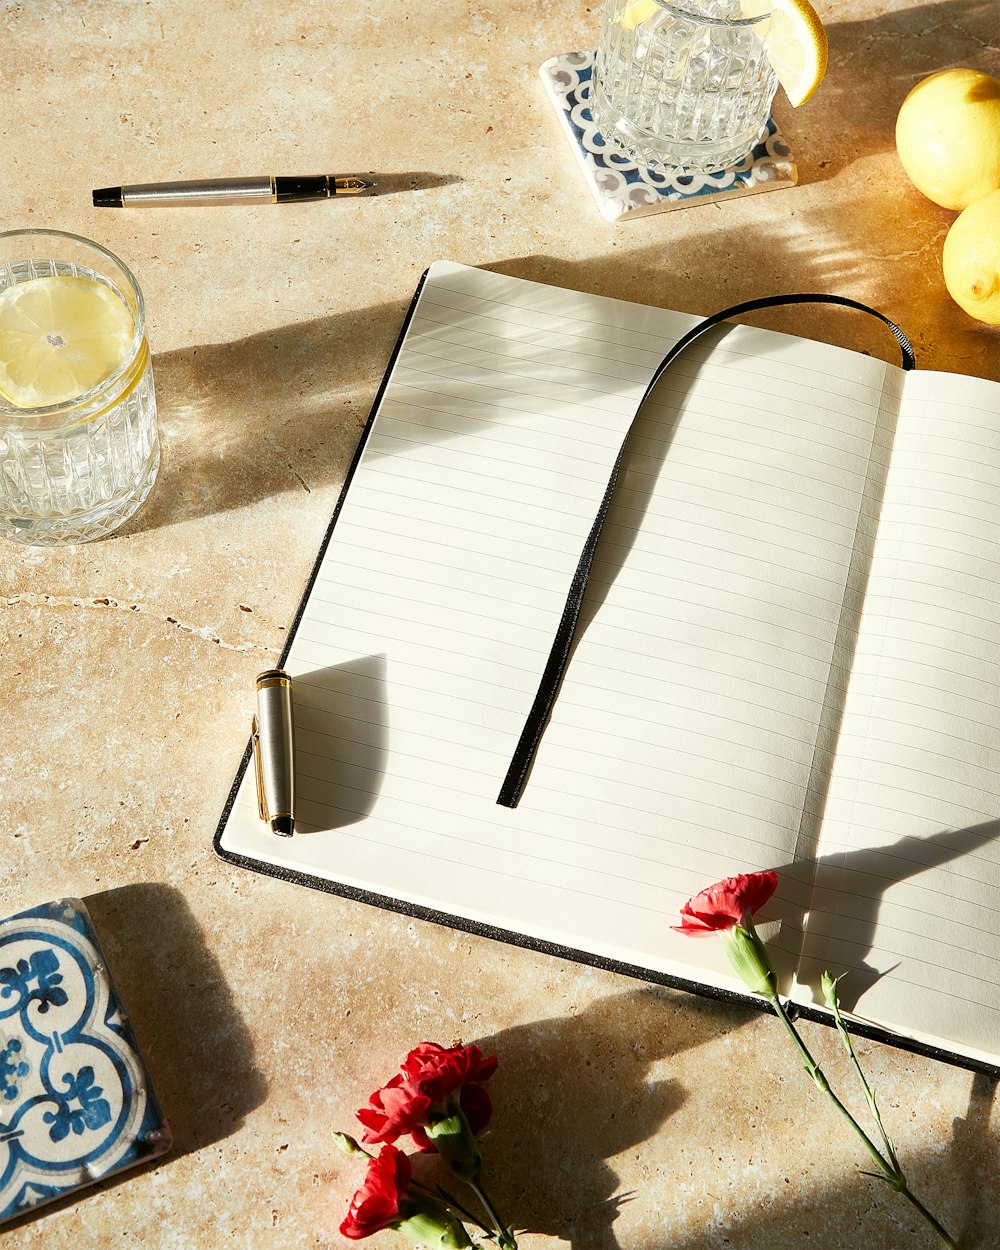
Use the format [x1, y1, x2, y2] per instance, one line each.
[618, 0, 828, 108]
[739, 0, 828, 107]
[0, 274, 135, 409]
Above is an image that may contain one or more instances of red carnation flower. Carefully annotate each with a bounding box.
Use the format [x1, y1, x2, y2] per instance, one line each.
[357, 1042, 498, 1153]
[674, 870, 779, 997]
[339, 1143, 411, 1241]
[673, 870, 778, 937]
[355, 1076, 432, 1147]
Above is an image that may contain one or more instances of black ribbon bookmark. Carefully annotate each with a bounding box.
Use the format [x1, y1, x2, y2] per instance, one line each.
[496, 293, 916, 809]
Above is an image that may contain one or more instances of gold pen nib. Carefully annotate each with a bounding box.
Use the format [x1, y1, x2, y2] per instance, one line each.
[332, 176, 375, 194]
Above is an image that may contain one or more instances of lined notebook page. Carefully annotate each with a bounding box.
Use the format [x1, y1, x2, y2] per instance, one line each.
[800, 370, 1000, 1064]
[219, 262, 894, 998]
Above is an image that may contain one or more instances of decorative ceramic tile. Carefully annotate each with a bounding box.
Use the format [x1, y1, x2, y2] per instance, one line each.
[0, 898, 171, 1225]
[540, 50, 797, 222]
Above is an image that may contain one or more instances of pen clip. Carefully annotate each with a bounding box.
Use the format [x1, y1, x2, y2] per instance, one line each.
[252, 715, 269, 822]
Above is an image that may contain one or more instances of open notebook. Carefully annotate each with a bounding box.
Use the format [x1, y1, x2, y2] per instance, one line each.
[215, 261, 1000, 1073]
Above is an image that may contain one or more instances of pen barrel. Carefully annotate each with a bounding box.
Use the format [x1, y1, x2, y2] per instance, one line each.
[121, 176, 274, 206]
[255, 672, 295, 830]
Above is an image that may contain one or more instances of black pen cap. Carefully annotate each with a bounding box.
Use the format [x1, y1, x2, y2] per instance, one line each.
[92, 186, 124, 208]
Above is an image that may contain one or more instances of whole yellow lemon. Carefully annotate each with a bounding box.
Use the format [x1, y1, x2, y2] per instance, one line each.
[895, 68, 1000, 210]
[942, 188, 1000, 324]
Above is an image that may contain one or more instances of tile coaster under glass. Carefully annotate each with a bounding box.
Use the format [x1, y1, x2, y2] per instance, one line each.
[540, 50, 797, 223]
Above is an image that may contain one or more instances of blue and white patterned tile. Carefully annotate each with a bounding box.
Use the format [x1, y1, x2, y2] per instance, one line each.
[0, 898, 171, 1225]
[540, 50, 797, 222]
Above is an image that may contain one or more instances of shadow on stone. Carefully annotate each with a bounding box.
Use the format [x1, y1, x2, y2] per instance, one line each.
[84, 882, 266, 1156]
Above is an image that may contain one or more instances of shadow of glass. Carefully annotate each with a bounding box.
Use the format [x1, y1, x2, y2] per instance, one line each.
[82, 883, 266, 1157]
[293, 655, 389, 832]
[124, 259, 664, 539]
[120, 294, 412, 536]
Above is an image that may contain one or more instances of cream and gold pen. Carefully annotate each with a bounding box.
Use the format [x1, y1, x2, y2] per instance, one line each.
[252, 669, 296, 837]
[93, 174, 374, 208]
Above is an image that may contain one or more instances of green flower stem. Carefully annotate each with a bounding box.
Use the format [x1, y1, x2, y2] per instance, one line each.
[765, 992, 889, 1173]
[825, 981, 899, 1171]
[764, 992, 956, 1249]
[430, 1097, 517, 1249]
[896, 1185, 962, 1250]
[430, 1183, 496, 1239]
[466, 1176, 518, 1250]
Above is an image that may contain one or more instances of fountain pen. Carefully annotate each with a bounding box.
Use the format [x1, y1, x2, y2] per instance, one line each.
[92, 174, 375, 207]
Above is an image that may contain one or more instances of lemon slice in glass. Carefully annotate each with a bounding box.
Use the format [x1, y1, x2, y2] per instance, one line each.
[0, 274, 135, 409]
[741, 0, 828, 107]
[620, 0, 660, 29]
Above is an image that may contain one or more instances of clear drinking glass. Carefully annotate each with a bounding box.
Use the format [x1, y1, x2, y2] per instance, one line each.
[0, 230, 160, 546]
[591, 0, 778, 174]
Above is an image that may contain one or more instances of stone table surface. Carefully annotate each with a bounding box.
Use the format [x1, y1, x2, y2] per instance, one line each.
[2, 1, 999, 1247]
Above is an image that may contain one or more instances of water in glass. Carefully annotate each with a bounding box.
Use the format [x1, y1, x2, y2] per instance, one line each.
[0, 232, 159, 546]
[591, 0, 777, 174]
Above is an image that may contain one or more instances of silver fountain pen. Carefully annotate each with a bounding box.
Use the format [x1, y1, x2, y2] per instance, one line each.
[92, 174, 374, 208]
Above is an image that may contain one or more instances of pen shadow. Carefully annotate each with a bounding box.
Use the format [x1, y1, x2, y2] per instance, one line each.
[292, 655, 389, 832]
[82, 883, 267, 1155]
[360, 170, 463, 195]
